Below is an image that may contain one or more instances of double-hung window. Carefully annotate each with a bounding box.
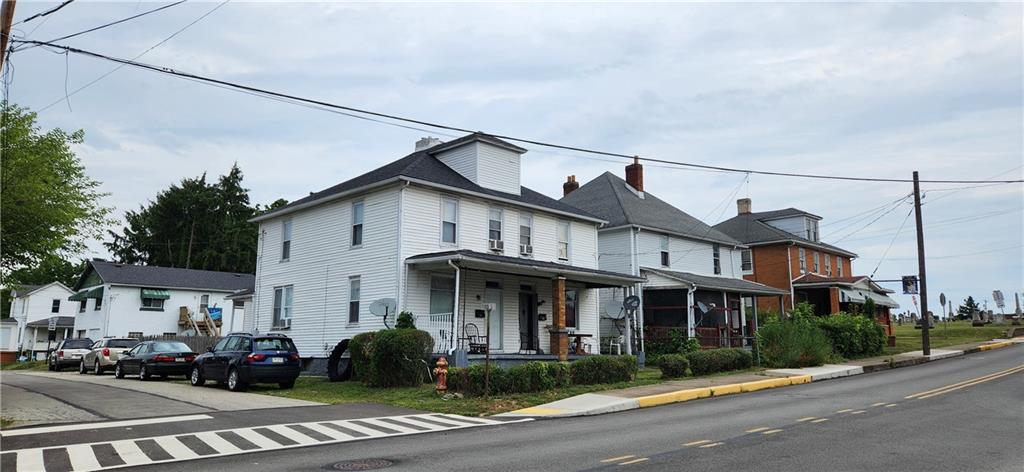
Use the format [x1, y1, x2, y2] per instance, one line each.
[565, 290, 578, 329]
[94, 296, 103, 311]
[78, 299, 87, 313]
[141, 296, 164, 311]
[51, 299, 60, 313]
[813, 252, 820, 273]
[806, 218, 819, 241]
[429, 277, 455, 315]
[348, 277, 361, 324]
[741, 249, 753, 273]
[488, 208, 502, 242]
[798, 248, 807, 274]
[712, 244, 721, 275]
[825, 254, 832, 276]
[519, 213, 533, 255]
[837, 257, 844, 277]
[441, 198, 458, 245]
[281, 220, 293, 261]
[557, 220, 570, 261]
[273, 286, 293, 328]
[351, 201, 364, 247]
[660, 235, 670, 267]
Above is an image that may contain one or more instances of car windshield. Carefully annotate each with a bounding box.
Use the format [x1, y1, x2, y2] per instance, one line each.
[63, 339, 92, 349]
[254, 338, 296, 351]
[150, 342, 191, 352]
[108, 339, 139, 348]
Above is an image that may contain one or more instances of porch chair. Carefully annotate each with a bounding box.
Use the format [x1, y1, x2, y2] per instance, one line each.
[463, 323, 487, 354]
[606, 335, 624, 355]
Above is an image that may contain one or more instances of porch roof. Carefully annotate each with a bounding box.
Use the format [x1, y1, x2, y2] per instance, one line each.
[406, 250, 645, 288]
[838, 287, 900, 308]
[26, 316, 76, 328]
[641, 267, 789, 296]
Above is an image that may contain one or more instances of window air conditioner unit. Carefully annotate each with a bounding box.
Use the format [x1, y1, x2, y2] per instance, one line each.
[278, 319, 291, 329]
[520, 244, 533, 256]
[489, 239, 504, 252]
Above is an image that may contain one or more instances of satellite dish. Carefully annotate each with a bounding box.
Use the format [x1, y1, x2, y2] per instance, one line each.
[696, 301, 709, 314]
[623, 295, 641, 311]
[369, 298, 398, 328]
[603, 300, 625, 319]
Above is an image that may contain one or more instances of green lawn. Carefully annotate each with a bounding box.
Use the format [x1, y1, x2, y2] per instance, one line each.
[0, 360, 48, 371]
[883, 320, 1014, 355]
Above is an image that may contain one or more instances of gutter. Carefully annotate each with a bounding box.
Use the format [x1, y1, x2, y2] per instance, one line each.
[744, 239, 857, 259]
[410, 253, 645, 285]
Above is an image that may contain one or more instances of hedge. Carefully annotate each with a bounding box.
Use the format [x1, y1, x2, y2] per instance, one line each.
[570, 355, 637, 385]
[446, 356, 635, 396]
[756, 318, 831, 368]
[358, 329, 433, 387]
[658, 354, 690, 378]
[643, 327, 701, 365]
[349, 331, 376, 381]
[686, 348, 752, 376]
[816, 313, 885, 358]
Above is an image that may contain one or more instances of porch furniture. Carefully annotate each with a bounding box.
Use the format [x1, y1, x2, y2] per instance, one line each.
[463, 323, 487, 354]
[518, 332, 542, 354]
[605, 335, 624, 355]
[568, 333, 593, 355]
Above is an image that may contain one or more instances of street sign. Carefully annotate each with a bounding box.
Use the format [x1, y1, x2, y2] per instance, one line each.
[992, 290, 1005, 309]
[939, 293, 946, 307]
[47, 317, 58, 331]
[902, 276, 919, 295]
[623, 295, 640, 311]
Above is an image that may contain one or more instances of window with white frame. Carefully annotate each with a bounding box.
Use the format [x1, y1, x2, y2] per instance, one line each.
[519, 213, 533, 255]
[660, 235, 670, 267]
[51, 299, 60, 313]
[281, 219, 293, 261]
[351, 201, 364, 247]
[712, 244, 722, 275]
[348, 277, 361, 324]
[741, 249, 753, 273]
[837, 257, 844, 277]
[557, 220, 570, 260]
[798, 248, 807, 273]
[813, 252, 820, 273]
[429, 276, 455, 315]
[141, 297, 164, 311]
[488, 207, 502, 242]
[825, 254, 832, 276]
[78, 299, 87, 313]
[441, 198, 458, 245]
[200, 294, 210, 313]
[806, 219, 819, 242]
[273, 286, 293, 328]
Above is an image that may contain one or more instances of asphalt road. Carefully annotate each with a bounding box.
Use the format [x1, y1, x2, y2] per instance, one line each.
[136, 344, 1023, 472]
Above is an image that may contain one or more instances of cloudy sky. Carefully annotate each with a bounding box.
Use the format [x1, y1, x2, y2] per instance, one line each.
[9, 1, 1022, 315]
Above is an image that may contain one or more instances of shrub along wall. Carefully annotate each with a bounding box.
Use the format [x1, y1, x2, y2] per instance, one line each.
[686, 348, 752, 376]
[815, 313, 885, 358]
[350, 329, 433, 387]
[658, 354, 690, 379]
[756, 318, 832, 368]
[447, 356, 637, 396]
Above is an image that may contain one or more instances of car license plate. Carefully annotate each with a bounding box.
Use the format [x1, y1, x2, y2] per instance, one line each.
[271, 357, 284, 363]
[72, 354, 81, 358]
[175, 357, 185, 362]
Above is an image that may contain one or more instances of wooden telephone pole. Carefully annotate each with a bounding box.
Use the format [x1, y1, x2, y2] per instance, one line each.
[912, 171, 931, 355]
[0, 0, 15, 70]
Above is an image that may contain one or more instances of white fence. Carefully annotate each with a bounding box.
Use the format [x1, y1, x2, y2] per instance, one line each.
[416, 312, 455, 354]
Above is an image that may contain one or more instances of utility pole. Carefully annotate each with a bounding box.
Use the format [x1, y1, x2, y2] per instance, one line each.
[0, 0, 16, 70]
[912, 171, 930, 355]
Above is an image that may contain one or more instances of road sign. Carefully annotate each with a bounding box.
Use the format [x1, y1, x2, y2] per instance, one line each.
[939, 293, 946, 307]
[902, 276, 919, 295]
[623, 295, 640, 311]
[992, 290, 1005, 309]
[47, 317, 58, 331]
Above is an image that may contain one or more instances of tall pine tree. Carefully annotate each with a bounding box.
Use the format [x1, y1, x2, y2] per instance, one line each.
[956, 296, 981, 320]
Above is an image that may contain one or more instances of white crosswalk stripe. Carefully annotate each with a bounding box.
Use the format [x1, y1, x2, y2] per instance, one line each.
[1, 414, 531, 472]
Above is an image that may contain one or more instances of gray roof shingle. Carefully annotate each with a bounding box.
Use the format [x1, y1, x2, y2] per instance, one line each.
[26, 316, 76, 328]
[713, 212, 857, 257]
[76, 260, 254, 292]
[559, 172, 741, 246]
[642, 267, 789, 295]
[254, 133, 599, 222]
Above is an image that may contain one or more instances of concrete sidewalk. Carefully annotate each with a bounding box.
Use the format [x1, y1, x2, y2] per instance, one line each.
[498, 336, 1023, 418]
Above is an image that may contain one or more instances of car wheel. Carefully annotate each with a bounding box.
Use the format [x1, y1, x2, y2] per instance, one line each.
[114, 363, 124, 379]
[139, 364, 150, 381]
[226, 368, 247, 392]
[55, 362, 63, 372]
[48, 358, 56, 371]
[278, 381, 295, 390]
[79, 360, 87, 374]
[189, 365, 205, 386]
[93, 360, 103, 375]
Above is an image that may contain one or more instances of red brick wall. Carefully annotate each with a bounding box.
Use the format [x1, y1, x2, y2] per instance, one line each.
[745, 245, 794, 314]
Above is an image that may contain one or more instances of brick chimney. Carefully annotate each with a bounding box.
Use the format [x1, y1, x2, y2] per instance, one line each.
[737, 198, 752, 215]
[625, 156, 643, 193]
[563, 175, 579, 197]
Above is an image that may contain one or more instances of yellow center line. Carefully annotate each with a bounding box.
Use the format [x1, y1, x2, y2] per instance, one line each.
[905, 364, 1024, 399]
[619, 458, 649, 466]
[810, 418, 829, 424]
[699, 442, 725, 448]
[601, 455, 635, 463]
[836, 409, 853, 413]
[871, 402, 886, 407]
[917, 365, 1024, 400]
[884, 403, 898, 408]
[796, 417, 817, 422]
[746, 427, 770, 433]
[762, 429, 783, 435]
[849, 410, 866, 415]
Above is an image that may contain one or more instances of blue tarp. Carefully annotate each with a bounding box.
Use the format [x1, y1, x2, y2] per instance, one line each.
[208, 307, 222, 321]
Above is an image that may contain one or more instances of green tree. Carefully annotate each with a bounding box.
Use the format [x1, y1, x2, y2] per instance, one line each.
[956, 296, 980, 320]
[861, 297, 877, 319]
[0, 103, 110, 277]
[104, 164, 280, 274]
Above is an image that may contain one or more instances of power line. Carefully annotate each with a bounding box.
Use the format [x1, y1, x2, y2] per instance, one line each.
[13, 0, 188, 52]
[12, 38, 1024, 186]
[862, 244, 1023, 261]
[869, 207, 913, 278]
[13, 0, 75, 26]
[833, 198, 912, 244]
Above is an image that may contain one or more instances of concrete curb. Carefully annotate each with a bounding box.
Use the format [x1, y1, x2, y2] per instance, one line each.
[499, 337, 1021, 419]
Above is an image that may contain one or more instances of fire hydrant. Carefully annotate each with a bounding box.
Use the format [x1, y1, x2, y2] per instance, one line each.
[434, 357, 449, 394]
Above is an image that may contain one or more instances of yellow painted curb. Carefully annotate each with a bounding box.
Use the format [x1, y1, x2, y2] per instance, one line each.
[710, 384, 742, 396]
[979, 341, 1011, 351]
[739, 378, 790, 392]
[635, 374, 815, 409]
[636, 387, 711, 407]
[508, 407, 567, 416]
[788, 375, 812, 385]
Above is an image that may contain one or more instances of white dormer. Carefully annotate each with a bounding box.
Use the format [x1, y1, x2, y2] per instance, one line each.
[429, 134, 525, 195]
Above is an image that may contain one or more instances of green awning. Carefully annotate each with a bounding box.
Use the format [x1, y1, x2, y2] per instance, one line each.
[141, 288, 171, 300]
[85, 286, 104, 299]
[69, 291, 87, 301]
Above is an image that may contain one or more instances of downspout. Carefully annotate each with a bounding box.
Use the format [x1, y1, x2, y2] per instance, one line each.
[447, 260, 461, 355]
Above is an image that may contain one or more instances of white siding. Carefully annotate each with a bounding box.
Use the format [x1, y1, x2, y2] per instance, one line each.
[634, 231, 742, 278]
[252, 186, 401, 357]
[11, 284, 76, 351]
[597, 227, 635, 275]
[434, 142, 522, 195]
[72, 285, 235, 339]
[435, 144, 478, 184]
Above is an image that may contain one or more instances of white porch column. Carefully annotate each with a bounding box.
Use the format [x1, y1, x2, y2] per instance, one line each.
[740, 295, 747, 333]
[686, 287, 696, 338]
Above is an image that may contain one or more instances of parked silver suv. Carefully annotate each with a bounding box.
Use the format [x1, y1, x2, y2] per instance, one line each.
[48, 338, 94, 371]
[79, 338, 139, 375]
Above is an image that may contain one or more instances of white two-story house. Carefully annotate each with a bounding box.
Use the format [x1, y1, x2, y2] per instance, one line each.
[248, 133, 642, 365]
[560, 160, 786, 350]
[8, 282, 78, 359]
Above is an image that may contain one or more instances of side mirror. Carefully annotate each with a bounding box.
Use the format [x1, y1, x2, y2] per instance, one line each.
[206, 346, 215, 353]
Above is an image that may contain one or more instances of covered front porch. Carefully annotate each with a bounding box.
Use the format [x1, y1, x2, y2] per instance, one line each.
[792, 274, 900, 334]
[640, 268, 789, 349]
[24, 316, 76, 359]
[405, 250, 644, 364]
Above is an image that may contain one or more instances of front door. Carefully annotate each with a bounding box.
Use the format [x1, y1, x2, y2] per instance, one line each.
[518, 290, 538, 351]
[484, 284, 503, 351]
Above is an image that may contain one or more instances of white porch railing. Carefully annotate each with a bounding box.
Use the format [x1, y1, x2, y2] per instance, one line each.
[416, 312, 455, 354]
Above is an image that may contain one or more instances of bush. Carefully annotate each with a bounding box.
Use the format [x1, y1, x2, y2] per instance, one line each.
[757, 318, 832, 368]
[395, 311, 416, 329]
[570, 355, 637, 385]
[686, 348, 752, 375]
[508, 361, 557, 392]
[658, 354, 690, 378]
[349, 331, 376, 381]
[364, 329, 433, 387]
[447, 361, 572, 396]
[644, 328, 701, 364]
[816, 313, 885, 358]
